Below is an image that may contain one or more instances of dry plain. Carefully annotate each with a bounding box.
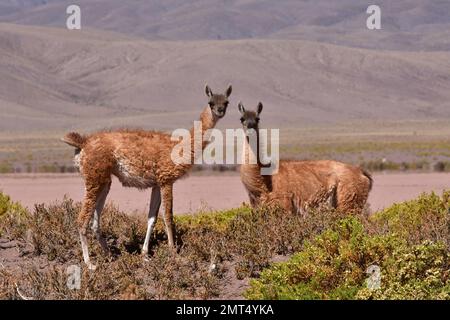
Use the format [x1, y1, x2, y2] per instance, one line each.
[1, 172, 449, 215]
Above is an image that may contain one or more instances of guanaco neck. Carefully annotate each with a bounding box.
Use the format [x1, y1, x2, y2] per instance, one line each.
[241, 128, 272, 195]
[189, 106, 219, 163]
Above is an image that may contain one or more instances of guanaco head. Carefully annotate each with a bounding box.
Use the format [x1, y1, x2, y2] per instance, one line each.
[238, 101, 263, 134]
[205, 84, 232, 119]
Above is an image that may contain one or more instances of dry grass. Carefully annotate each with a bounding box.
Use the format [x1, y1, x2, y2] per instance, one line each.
[2, 190, 448, 300]
[0, 195, 354, 300]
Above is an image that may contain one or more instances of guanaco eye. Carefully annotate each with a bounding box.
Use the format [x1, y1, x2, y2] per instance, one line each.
[240, 117, 245, 123]
[209, 102, 214, 107]
[255, 117, 260, 122]
[224, 102, 229, 107]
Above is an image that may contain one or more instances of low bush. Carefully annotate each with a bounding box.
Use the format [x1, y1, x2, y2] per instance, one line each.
[246, 191, 450, 300]
[6, 248, 220, 300]
[356, 240, 450, 300]
[224, 206, 351, 279]
[372, 191, 450, 246]
[0, 192, 30, 238]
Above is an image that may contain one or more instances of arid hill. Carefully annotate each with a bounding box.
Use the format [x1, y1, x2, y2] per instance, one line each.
[0, 23, 449, 134]
[1, 0, 449, 51]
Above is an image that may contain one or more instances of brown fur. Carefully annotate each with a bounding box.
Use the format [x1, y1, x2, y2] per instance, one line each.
[263, 160, 372, 212]
[238, 102, 372, 213]
[61, 132, 87, 149]
[62, 85, 232, 268]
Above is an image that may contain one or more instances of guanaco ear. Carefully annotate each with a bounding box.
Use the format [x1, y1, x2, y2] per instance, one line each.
[205, 84, 213, 98]
[238, 102, 246, 115]
[225, 84, 232, 98]
[257, 102, 263, 115]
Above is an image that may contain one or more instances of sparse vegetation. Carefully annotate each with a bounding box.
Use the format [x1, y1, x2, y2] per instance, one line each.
[0, 192, 29, 238]
[1, 191, 449, 300]
[358, 159, 433, 172]
[0, 194, 350, 299]
[1, 132, 450, 174]
[245, 192, 450, 300]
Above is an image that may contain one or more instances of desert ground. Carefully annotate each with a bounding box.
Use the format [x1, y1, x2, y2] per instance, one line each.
[1, 172, 449, 215]
[1, 1, 450, 301]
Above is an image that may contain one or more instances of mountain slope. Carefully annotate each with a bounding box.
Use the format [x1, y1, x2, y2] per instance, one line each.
[1, 0, 450, 51]
[0, 23, 449, 134]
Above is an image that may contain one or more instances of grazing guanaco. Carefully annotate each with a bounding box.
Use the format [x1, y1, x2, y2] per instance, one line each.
[238, 101, 372, 213]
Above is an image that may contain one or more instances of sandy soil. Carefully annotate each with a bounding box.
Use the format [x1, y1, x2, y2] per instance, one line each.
[0, 172, 449, 215]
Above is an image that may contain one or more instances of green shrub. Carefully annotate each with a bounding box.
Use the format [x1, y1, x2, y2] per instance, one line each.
[245, 217, 397, 299]
[0, 192, 30, 238]
[175, 206, 251, 232]
[223, 205, 350, 279]
[246, 218, 449, 300]
[246, 191, 450, 300]
[372, 191, 450, 246]
[357, 241, 449, 300]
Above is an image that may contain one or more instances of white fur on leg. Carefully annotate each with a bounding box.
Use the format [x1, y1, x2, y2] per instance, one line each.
[79, 231, 96, 271]
[80, 184, 109, 271]
[92, 184, 110, 253]
[142, 187, 161, 256]
[142, 216, 157, 255]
